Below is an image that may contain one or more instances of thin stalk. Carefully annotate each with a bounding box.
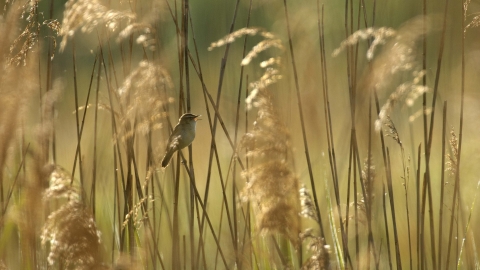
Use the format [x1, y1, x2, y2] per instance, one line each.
[172, 0, 188, 266]
[98, 44, 127, 254]
[386, 148, 402, 269]
[374, 91, 401, 269]
[111, 124, 120, 264]
[416, 143, 422, 270]
[3, 144, 29, 216]
[45, 0, 55, 164]
[420, 171, 428, 270]
[424, 1, 450, 268]
[438, 101, 447, 267]
[353, 142, 359, 268]
[180, 1, 197, 268]
[315, 1, 328, 238]
[353, 127, 377, 268]
[446, 0, 466, 267]
[90, 40, 102, 218]
[172, 149, 182, 268]
[366, 94, 374, 270]
[203, 0, 241, 220]
[345, 128, 353, 265]
[231, 0, 253, 265]
[186, 10, 238, 265]
[421, 0, 427, 267]
[383, 183, 393, 270]
[70, 40, 85, 188]
[402, 143, 413, 269]
[180, 157, 230, 269]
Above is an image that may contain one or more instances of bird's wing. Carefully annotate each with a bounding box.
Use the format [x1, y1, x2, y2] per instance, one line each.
[167, 134, 181, 150]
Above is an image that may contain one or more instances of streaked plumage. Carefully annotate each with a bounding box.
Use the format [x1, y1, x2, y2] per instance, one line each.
[161, 113, 200, 168]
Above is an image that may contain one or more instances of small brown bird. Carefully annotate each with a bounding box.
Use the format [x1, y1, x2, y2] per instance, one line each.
[161, 113, 201, 168]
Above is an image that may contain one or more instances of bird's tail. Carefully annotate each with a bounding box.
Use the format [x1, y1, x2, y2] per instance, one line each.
[161, 150, 174, 168]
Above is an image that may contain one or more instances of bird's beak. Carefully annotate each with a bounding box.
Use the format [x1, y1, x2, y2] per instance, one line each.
[195, 115, 202, 121]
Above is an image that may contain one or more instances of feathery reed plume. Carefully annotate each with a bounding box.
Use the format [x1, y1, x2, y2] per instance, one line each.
[7, 1, 60, 66]
[300, 187, 331, 269]
[8, 2, 40, 66]
[340, 15, 437, 90]
[241, 39, 284, 66]
[210, 28, 283, 108]
[116, 2, 167, 51]
[116, 60, 172, 142]
[209, 27, 284, 66]
[211, 27, 300, 256]
[409, 107, 432, 123]
[59, 0, 135, 51]
[246, 68, 282, 110]
[0, 1, 37, 189]
[446, 128, 459, 176]
[360, 155, 376, 214]
[42, 165, 81, 201]
[240, 87, 300, 246]
[300, 185, 319, 223]
[41, 201, 102, 268]
[300, 229, 331, 270]
[339, 157, 377, 229]
[210, 27, 299, 245]
[334, 16, 437, 130]
[41, 166, 102, 269]
[465, 0, 480, 30]
[208, 27, 276, 50]
[114, 253, 143, 270]
[122, 195, 154, 230]
[117, 22, 156, 50]
[375, 70, 428, 131]
[384, 116, 411, 191]
[332, 27, 397, 61]
[344, 156, 376, 225]
[384, 116, 402, 146]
